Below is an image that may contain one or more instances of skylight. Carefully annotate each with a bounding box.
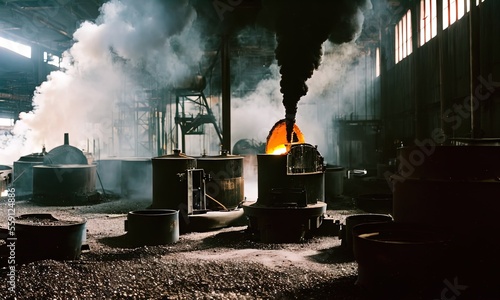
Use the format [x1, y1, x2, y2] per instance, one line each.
[0, 36, 31, 58]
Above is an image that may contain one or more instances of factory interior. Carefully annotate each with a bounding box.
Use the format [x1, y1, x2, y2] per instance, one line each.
[0, 0, 499, 299]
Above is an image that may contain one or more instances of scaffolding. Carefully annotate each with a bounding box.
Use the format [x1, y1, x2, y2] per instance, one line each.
[174, 88, 222, 154]
[112, 87, 168, 157]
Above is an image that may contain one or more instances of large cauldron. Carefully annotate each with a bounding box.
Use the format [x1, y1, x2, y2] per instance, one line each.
[392, 145, 500, 235]
[151, 150, 196, 210]
[196, 153, 244, 210]
[32, 164, 97, 205]
[15, 213, 86, 263]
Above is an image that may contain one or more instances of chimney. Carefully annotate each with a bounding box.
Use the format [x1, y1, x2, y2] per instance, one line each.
[64, 133, 69, 145]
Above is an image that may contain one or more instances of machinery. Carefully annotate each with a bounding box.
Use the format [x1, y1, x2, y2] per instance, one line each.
[243, 143, 328, 243]
[150, 149, 245, 233]
[31, 133, 99, 205]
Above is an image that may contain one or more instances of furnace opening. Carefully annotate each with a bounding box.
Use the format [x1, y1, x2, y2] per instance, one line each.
[265, 119, 305, 155]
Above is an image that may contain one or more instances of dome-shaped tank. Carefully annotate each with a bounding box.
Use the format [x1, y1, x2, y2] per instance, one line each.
[43, 145, 88, 165]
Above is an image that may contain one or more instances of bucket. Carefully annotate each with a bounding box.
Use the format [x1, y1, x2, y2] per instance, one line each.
[343, 213, 393, 254]
[352, 222, 452, 298]
[15, 214, 86, 263]
[125, 209, 179, 245]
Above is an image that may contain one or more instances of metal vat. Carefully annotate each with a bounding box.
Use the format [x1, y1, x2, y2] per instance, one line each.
[196, 153, 244, 210]
[125, 209, 179, 245]
[151, 151, 196, 210]
[342, 213, 393, 255]
[392, 145, 500, 235]
[32, 164, 97, 205]
[15, 213, 86, 263]
[352, 222, 452, 298]
[13, 153, 44, 199]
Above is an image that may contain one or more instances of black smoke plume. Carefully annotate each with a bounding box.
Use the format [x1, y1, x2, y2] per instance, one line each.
[263, 0, 371, 142]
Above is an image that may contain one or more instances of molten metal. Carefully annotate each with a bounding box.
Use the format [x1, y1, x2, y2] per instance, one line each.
[265, 119, 305, 154]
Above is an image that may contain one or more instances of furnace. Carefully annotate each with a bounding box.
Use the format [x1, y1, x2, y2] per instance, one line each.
[243, 120, 327, 243]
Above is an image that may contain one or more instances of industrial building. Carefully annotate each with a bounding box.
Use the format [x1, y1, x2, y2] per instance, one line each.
[0, 0, 499, 299]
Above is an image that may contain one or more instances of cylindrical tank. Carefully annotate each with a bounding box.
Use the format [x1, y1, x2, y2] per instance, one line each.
[32, 164, 97, 205]
[15, 213, 86, 263]
[125, 209, 179, 245]
[392, 145, 500, 235]
[352, 222, 452, 298]
[151, 151, 196, 210]
[121, 158, 152, 199]
[324, 165, 345, 199]
[13, 153, 45, 199]
[95, 158, 122, 195]
[196, 154, 244, 210]
[343, 213, 393, 254]
[257, 154, 324, 207]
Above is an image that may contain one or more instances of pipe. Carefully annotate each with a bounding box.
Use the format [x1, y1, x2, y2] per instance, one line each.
[64, 133, 69, 145]
[469, 0, 481, 138]
[437, 0, 447, 137]
[221, 35, 231, 153]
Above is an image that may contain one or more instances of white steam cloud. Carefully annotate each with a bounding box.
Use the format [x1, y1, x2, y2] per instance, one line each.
[0, 0, 202, 165]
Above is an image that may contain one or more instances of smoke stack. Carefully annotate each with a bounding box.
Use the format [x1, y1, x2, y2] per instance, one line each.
[64, 133, 69, 145]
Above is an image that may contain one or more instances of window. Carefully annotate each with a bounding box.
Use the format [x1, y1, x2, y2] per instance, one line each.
[0, 118, 14, 126]
[420, 0, 437, 46]
[395, 10, 412, 63]
[44, 52, 60, 67]
[444, 0, 486, 30]
[443, 0, 465, 29]
[0, 36, 31, 58]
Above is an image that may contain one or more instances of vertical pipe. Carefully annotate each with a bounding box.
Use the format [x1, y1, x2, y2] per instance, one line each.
[469, 0, 481, 138]
[364, 51, 368, 120]
[64, 133, 69, 145]
[156, 108, 161, 157]
[412, 5, 420, 140]
[175, 94, 179, 151]
[437, 0, 448, 138]
[221, 35, 231, 153]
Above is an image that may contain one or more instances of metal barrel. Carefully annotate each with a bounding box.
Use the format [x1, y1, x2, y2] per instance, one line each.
[32, 164, 97, 205]
[151, 152, 196, 210]
[196, 154, 244, 210]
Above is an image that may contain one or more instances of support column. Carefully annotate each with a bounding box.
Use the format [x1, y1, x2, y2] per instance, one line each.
[469, 0, 481, 138]
[221, 35, 231, 153]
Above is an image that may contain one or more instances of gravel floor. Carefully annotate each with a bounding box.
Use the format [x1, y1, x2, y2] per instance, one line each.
[0, 195, 370, 300]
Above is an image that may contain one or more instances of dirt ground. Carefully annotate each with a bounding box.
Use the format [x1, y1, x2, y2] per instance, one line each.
[0, 192, 375, 300]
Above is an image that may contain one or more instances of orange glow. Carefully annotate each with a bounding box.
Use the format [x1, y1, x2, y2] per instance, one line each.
[265, 119, 305, 154]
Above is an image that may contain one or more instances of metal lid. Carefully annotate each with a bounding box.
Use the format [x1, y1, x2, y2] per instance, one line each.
[154, 150, 195, 160]
[43, 145, 88, 165]
[17, 153, 45, 162]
